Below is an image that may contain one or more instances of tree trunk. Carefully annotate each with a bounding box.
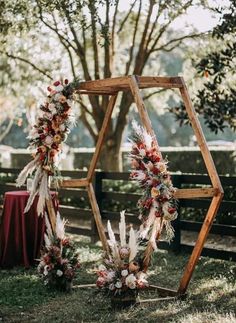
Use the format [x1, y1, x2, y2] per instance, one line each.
[99, 140, 122, 171]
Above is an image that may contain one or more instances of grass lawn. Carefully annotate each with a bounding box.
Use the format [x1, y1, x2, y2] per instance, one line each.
[0, 236, 235, 323]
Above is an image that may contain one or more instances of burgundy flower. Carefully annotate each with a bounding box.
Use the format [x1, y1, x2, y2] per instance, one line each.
[53, 81, 61, 86]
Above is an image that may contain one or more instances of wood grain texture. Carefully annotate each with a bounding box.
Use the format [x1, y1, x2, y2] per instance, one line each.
[87, 183, 109, 253]
[46, 198, 56, 233]
[60, 179, 88, 188]
[174, 188, 218, 199]
[178, 194, 223, 294]
[87, 94, 118, 181]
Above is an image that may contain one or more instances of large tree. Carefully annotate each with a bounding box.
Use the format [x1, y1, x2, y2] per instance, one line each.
[0, 0, 209, 170]
[173, 0, 236, 133]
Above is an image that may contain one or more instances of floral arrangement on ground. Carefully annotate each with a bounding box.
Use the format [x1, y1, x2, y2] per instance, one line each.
[16, 79, 79, 215]
[38, 213, 80, 291]
[129, 121, 178, 250]
[96, 211, 148, 304]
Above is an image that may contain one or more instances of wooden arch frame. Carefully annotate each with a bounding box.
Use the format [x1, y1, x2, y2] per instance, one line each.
[60, 75, 224, 296]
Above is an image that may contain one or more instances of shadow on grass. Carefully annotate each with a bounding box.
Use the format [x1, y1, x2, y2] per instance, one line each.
[0, 241, 235, 323]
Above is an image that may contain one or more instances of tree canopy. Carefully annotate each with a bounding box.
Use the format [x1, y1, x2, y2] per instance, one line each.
[173, 0, 236, 133]
[0, 0, 220, 169]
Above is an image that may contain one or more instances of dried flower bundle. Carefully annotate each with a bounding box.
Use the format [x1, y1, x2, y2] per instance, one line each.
[16, 79, 79, 215]
[129, 121, 178, 250]
[38, 213, 80, 291]
[96, 211, 148, 294]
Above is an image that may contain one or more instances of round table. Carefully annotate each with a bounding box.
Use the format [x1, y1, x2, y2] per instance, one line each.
[0, 191, 58, 268]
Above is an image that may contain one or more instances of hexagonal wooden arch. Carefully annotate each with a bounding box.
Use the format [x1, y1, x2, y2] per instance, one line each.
[59, 75, 224, 296]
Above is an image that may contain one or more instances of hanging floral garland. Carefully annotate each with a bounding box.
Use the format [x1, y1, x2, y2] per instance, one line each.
[16, 79, 79, 215]
[129, 121, 178, 250]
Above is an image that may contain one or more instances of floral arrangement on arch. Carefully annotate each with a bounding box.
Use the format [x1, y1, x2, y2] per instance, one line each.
[96, 211, 148, 298]
[16, 79, 79, 215]
[129, 121, 178, 250]
[38, 213, 80, 291]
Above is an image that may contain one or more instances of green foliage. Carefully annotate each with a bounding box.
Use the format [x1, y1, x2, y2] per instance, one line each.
[172, 0, 236, 133]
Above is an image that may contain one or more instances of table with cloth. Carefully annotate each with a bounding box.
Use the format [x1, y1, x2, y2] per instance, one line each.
[0, 191, 58, 268]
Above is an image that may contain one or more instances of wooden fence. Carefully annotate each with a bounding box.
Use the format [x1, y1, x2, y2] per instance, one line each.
[0, 168, 235, 261]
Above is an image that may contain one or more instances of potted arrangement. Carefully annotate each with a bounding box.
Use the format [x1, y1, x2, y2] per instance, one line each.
[38, 213, 80, 292]
[96, 211, 148, 307]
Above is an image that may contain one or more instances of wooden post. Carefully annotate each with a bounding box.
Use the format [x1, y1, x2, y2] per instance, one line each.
[129, 76, 159, 147]
[178, 194, 223, 294]
[87, 183, 109, 253]
[177, 80, 224, 295]
[46, 197, 56, 233]
[91, 172, 103, 244]
[87, 94, 118, 182]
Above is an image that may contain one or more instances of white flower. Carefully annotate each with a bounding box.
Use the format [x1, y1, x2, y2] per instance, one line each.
[55, 85, 64, 92]
[125, 274, 137, 289]
[44, 135, 53, 146]
[137, 272, 148, 283]
[54, 93, 61, 101]
[139, 149, 146, 157]
[59, 124, 66, 132]
[115, 280, 122, 289]
[56, 270, 63, 277]
[43, 265, 49, 276]
[121, 269, 128, 277]
[106, 271, 115, 282]
[48, 103, 55, 110]
[98, 264, 106, 271]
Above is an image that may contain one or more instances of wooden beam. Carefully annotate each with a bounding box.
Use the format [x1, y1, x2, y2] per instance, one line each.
[46, 197, 56, 233]
[60, 178, 88, 188]
[179, 80, 224, 194]
[174, 188, 218, 199]
[177, 186, 223, 295]
[136, 76, 183, 89]
[74, 75, 184, 91]
[87, 94, 118, 181]
[75, 90, 117, 95]
[87, 183, 109, 253]
[129, 75, 162, 157]
[78, 76, 130, 91]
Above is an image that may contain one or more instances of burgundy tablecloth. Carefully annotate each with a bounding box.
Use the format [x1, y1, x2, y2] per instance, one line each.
[0, 191, 58, 268]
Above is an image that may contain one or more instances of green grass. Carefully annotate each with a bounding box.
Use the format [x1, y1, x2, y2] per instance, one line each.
[0, 238, 235, 323]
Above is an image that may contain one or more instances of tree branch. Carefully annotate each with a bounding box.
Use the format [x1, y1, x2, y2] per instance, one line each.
[76, 97, 93, 117]
[117, 0, 138, 34]
[1, 51, 52, 80]
[52, 13, 77, 79]
[150, 32, 205, 53]
[143, 88, 166, 100]
[104, 0, 111, 78]
[111, 0, 119, 71]
[125, 0, 142, 75]
[0, 119, 14, 143]
[61, 2, 92, 81]
[79, 110, 97, 142]
[133, 0, 155, 74]
[36, 0, 77, 53]
[88, 0, 100, 80]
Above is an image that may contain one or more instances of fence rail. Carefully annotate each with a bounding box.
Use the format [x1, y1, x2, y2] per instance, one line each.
[0, 168, 235, 261]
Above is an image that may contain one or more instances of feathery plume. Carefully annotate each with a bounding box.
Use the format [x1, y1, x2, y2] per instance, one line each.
[129, 226, 138, 262]
[119, 210, 126, 247]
